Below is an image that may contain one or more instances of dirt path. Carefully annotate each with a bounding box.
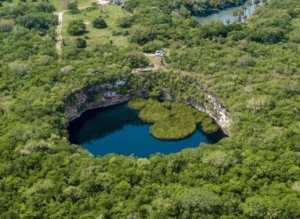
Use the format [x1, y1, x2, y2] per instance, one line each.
[54, 12, 64, 50]
[54, 6, 93, 51]
[142, 53, 170, 71]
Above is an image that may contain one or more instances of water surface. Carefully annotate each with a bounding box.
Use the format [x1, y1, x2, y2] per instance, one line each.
[68, 103, 224, 158]
[196, 0, 262, 25]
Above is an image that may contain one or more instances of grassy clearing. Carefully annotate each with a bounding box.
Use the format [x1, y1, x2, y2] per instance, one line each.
[3, 0, 96, 12]
[51, 0, 96, 12]
[61, 5, 129, 49]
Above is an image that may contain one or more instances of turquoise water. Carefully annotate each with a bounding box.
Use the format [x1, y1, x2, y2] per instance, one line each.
[68, 103, 225, 158]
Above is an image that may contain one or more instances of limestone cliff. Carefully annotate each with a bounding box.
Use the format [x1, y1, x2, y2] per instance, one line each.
[65, 78, 230, 135]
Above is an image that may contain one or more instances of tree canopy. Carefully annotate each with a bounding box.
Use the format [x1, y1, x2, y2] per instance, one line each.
[1, 0, 300, 218]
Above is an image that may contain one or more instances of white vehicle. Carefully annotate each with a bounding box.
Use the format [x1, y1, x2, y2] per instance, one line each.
[155, 50, 165, 57]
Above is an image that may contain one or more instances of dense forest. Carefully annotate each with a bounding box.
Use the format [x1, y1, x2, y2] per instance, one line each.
[1, 0, 300, 218]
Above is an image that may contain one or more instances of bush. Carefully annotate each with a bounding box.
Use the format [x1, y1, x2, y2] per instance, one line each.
[67, 20, 86, 35]
[0, 19, 15, 32]
[238, 55, 255, 66]
[92, 17, 107, 29]
[125, 52, 150, 68]
[8, 61, 31, 78]
[117, 15, 134, 28]
[142, 40, 164, 53]
[138, 100, 170, 123]
[150, 117, 196, 140]
[128, 98, 148, 109]
[136, 100, 221, 139]
[67, 2, 79, 14]
[130, 25, 156, 45]
[75, 38, 86, 48]
[201, 118, 219, 134]
[16, 14, 57, 30]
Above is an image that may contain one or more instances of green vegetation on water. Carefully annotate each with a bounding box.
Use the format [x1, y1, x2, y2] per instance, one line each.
[128, 99, 219, 139]
[127, 97, 148, 109]
[137, 99, 170, 123]
[151, 117, 197, 140]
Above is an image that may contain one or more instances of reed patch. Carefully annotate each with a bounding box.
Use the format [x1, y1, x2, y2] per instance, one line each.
[128, 98, 220, 140]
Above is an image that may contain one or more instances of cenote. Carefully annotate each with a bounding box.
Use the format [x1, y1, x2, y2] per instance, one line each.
[68, 103, 225, 158]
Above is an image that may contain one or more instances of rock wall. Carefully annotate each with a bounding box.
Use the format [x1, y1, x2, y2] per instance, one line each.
[196, 84, 230, 135]
[65, 78, 149, 122]
[65, 78, 230, 135]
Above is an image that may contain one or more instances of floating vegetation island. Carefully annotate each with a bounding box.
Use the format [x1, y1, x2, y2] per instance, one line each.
[128, 98, 219, 140]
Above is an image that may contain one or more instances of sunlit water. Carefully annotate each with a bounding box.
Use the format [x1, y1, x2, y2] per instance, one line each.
[68, 103, 225, 158]
[196, 0, 262, 25]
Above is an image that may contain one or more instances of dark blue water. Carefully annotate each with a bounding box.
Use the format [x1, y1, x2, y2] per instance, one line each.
[68, 103, 224, 158]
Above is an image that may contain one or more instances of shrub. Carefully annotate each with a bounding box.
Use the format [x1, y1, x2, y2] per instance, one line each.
[130, 25, 156, 45]
[16, 14, 57, 30]
[8, 61, 31, 78]
[128, 98, 148, 109]
[60, 65, 76, 73]
[142, 40, 164, 53]
[67, 20, 86, 35]
[92, 17, 107, 29]
[238, 55, 255, 66]
[150, 117, 196, 140]
[136, 100, 221, 139]
[0, 19, 15, 32]
[117, 15, 134, 28]
[75, 38, 86, 48]
[125, 52, 149, 68]
[67, 2, 79, 14]
[201, 118, 219, 134]
[138, 100, 170, 123]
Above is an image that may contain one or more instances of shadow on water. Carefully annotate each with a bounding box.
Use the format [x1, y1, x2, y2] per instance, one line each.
[68, 103, 225, 158]
[68, 104, 144, 145]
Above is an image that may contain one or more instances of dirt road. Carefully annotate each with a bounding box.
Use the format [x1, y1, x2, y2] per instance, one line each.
[54, 12, 64, 50]
[53, 6, 95, 50]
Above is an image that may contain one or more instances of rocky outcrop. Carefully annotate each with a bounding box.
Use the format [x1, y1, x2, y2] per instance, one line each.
[196, 84, 230, 135]
[65, 78, 230, 135]
[65, 78, 149, 122]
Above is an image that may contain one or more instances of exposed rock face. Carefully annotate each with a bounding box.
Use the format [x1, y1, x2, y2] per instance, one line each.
[195, 84, 230, 135]
[65, 78, 149, 122]
[65, 78, 230, 135]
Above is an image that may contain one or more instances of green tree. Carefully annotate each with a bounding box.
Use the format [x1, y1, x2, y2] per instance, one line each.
[67, 20, 86, 35]
[180, 188, 222, 212]
[8, 61, 31, 77]
[75, 38, 86, 48]
[92, 17, 107, 29]
[67, 2, 79, 14]
[130, 25, 156, 45]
